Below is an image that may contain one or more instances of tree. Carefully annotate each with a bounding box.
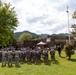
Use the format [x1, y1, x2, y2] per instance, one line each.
[18, 33, 33, 42]
[64, 43, 75, 60]
[72, 10, 76, 19]
[71, 24, 76, 37]
[0, 0, 18, 46]
[71, 11, 76, 37]
[32, 36, 39, 39]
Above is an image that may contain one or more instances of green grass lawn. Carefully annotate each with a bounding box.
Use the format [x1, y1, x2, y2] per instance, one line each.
[0, 51, 76, 75]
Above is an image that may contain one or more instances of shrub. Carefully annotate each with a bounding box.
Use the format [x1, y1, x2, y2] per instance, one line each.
[64, 43, 75, 60]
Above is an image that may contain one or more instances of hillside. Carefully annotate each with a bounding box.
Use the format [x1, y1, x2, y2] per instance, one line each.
[14, 31, 38, 39]
[14, 31, 49, 39]
[51, 33, 71, 36]
[14, 31, 71, 39]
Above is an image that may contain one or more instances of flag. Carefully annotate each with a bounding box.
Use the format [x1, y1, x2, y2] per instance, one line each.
[66, 6, 69, 13]
[67, 6, 69, 10]
[66, 10, 68, 13]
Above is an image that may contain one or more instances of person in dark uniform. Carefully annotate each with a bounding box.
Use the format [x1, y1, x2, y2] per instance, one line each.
[50, 47, 55, 62]
[57, 45, 61, 57]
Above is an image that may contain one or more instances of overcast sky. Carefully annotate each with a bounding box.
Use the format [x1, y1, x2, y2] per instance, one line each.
[2, 0, 76, 34]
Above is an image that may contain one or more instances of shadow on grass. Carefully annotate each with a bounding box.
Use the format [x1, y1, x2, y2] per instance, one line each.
[20, 59, 60, 66]
[68, 59, 76, 62]
[19, 59, 60, 66]
[1, 65, 14, 68]
[60, 56, 66, 58]
[20, 61, 27, 64]
[15, 65, 21, 68]
[33, 60, 43, 65]
[44, 60, 51, 66]
[20, 61, 33, 65]
[8, 65, 14, 68]
[51, 59, 60, 64]
[1, 66, 6, 68]
[43, 59, 60, 66]
[21, 60, 43, 65]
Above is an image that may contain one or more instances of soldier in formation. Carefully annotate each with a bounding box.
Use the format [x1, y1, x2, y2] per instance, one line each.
[15, 51, 20, 67]
[50, 47, 55, 62]
[2, 51, 7, 67]
[0, 46, 57, 66]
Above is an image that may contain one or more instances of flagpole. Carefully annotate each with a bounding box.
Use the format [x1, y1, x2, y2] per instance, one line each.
[66, 6, 70, 43]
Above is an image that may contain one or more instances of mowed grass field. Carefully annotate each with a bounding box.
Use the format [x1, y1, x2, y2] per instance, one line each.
[0, 51, 76, 75]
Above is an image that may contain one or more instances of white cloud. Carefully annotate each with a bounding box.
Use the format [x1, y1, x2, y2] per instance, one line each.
[2, 0, 76, 35]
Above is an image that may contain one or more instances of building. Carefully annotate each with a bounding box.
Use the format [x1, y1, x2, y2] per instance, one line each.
[22, 35, 74, 49]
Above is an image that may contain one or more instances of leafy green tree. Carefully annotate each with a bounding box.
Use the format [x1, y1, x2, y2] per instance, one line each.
[0, 0, 18, 46]
[72, 10, 76, 19]
[71, 24, 76, 37]
[32, 36, 39, 39]
[64, 43, 75, 60]
[71, 11, 76, 37]
[18, 33, 33, 42]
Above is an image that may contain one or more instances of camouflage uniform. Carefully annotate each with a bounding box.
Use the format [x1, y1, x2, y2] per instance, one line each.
[7, 51, 13, 66]
[2, 51, 7, 66]
[15, 51, 20, 67]
[42, 50, 48, 64]
[50, 48, 55, 62]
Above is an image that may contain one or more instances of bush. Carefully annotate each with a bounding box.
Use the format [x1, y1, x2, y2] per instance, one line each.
[64, 43, 75, 59]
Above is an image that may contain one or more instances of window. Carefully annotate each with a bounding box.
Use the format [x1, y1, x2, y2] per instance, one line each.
[46, 38, 51, 42]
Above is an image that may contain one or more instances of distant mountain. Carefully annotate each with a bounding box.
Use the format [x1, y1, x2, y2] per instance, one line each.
[14, 30, 49, 39]
[51, 34, 57, 36]
[14, 31, 72, 40]
[51, 33, 73, 36]
[14, 31, 38, 39]
[38, 34, 50, 38]
[57, 33, 69, 36]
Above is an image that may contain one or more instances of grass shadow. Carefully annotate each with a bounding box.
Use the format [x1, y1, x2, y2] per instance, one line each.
[60, 56, 66, 58]
[15, 65, 21, 68]
[1, 65, 6, 67]
[8, 65, 14, 68]
[44, 60, 51, 66]
[33, 60, 43, 65]
[26, 61, 33, 65]
[68, 59, 76, 62]
[20, 61, 27, 64]
[51, 59, 60, 64]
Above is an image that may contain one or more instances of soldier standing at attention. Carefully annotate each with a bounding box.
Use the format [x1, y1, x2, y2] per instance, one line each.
[7, 51, 13, 66]
[57, 45, 61, 57]
[50, 47, 55, 62]
[2, 51, 7, 67]
[15, 51, 20, 67]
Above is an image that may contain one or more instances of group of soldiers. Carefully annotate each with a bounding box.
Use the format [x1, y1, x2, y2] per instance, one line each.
[1, 50, 20, 67]
[0, 46, 56, 67]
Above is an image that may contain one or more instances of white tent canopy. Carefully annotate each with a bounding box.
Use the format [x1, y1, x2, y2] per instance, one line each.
[37, 41, 46, 45]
